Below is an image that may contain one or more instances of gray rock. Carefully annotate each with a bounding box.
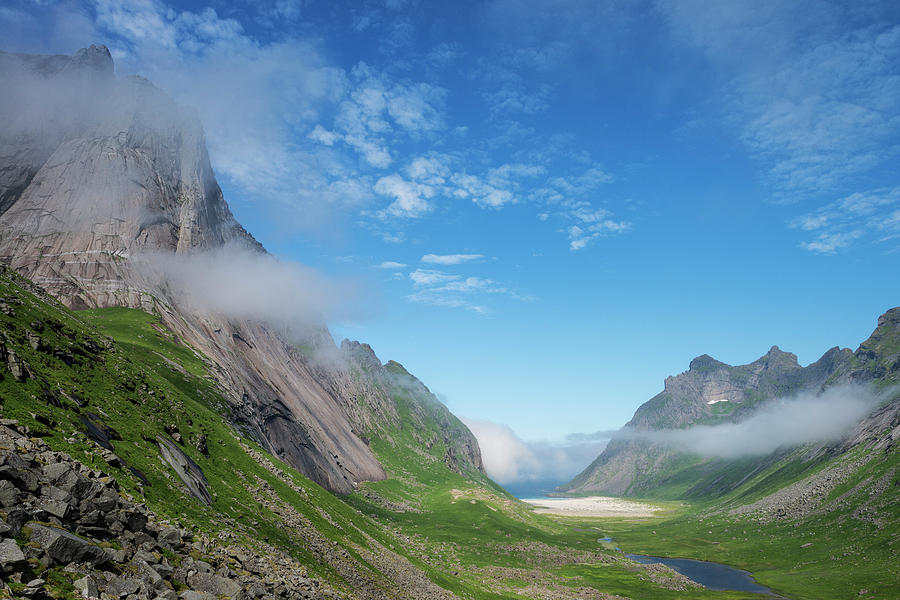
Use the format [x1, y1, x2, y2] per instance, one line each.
[0, 463, 39, 492]
[74, 575, 99, 599]
[245, 582, 267, 598]
[44, 484, 73, 502]
[133, 550, 160, 565]
[155, 592, 178, 600]
[95, 489, 119, 512]
[186, 573, 241, 598]
[57, 471, 93, 499]
[154, 561, 174, 579]
[193, 560, 213, 574]
[105, 547, 129, 563]
[3, 508, 28, 537]
[0, 479, 18, 507]
[0, 537, 27, 571]
[157, 527, 182, 547]
[105, 576, 143, 598]
[179, 592, 215, 600]
[157, 438, 211, 505]
[21, 578, 45, 597]
[42, 462, 71, 483]
[29, 523, 108, 565]
[41, 498, 71, 520]
[133, 558, 163, 586]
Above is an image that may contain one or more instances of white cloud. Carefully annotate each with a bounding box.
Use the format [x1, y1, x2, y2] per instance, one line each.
[373, 174, 435, 218]
[421, 253, 484, 265]
[378, 261, 407, 269]
[409, 269, 458, 287]
[526, 165, 629, 250]
[800, 231, 863, 255]
[620, 384, 882, 458]
[309, 66, 446, 169]
[659, 1, 900, 200]
[566, 214, 631, 251]
[405, 268, 516, 313]
[405, 155, 450, 184]
[450, 173, 516, 208]
[135, 245, 368, 338]
[461, 418, 607, 486]
[308, 125, 339, 146]
[790, 186, 900, 253]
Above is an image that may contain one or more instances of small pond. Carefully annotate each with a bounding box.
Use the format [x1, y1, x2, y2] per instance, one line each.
[626, 553, 773, 595]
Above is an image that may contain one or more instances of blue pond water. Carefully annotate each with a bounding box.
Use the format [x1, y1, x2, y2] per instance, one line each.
[626, 554, 773, 594]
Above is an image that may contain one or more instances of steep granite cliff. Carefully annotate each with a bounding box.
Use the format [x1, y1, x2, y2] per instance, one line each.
[0, 46, 483, 493]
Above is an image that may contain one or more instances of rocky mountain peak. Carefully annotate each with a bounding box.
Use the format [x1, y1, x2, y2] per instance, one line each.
[0, 45, 261, 307]
[688, 354, 727, 373]
[68, 44, 114, 76]
[755, 345, 800, 371]
[340, 339, 383, 373]
[876, 307, 900, 330]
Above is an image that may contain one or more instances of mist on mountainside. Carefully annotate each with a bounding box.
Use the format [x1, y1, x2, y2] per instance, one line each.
[135, 246, 372, 342]
[585, 384, 888, 458]
[462, 417, 607, 491]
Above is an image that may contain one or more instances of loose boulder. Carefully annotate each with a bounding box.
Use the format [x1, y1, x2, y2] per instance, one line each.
[29, 523, 108, 565]
[0, 537, 26, 572]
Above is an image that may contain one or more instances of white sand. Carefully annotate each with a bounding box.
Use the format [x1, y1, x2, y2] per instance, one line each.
[521, 496, 660, 518]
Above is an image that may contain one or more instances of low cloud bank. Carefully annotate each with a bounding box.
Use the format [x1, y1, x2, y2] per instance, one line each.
[461, 418, 606, 487]
[578, 385, 887, 459]
[136, 246, 368, 340]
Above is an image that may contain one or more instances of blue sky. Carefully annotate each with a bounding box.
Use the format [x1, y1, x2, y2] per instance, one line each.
[4, 0, 900, 485]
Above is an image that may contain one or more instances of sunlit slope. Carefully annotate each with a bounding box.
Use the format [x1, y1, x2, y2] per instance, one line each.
[1, 265, 772, 599]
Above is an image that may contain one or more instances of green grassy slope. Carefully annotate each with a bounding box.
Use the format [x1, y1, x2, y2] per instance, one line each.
[0, 266, 770, 599]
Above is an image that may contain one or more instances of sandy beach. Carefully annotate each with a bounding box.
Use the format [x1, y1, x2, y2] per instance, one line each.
[521, 496, 661, 518]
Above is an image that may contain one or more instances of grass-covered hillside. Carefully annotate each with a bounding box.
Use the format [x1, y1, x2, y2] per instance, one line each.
[557, 310, 900, 599]
[0, 265, 775, 599]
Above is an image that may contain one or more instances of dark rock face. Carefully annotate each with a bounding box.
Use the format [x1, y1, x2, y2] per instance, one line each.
[157, 436, 212, 505]
[563, 309, 899, 496]
[29, 524, 108, 565]
[0, 46, 483, 493]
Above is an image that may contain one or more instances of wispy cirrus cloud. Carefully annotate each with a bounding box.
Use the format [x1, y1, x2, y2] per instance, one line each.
[406, 268, 517, 314]
[373, 174, 436, 218]
[310, 63, 447, 169]
[370, 152, 544, 219]
[789, 187, 900, 254]
[659, 0, 900, 202]
[530, 165, 630, 250]
[377, 261, 407, 269]
[421, 253, 484, 265]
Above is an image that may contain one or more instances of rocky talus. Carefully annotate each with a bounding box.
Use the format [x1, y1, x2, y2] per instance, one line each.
[0, 420, 334, 600]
